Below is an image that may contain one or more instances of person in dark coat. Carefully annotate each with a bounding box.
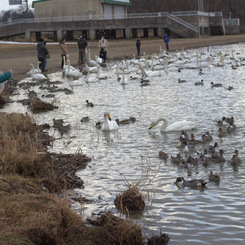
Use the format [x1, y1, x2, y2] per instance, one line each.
[136, 38, 141, 56]
[77, 34, 88, 67]
[37, 38, 49, 72]
[164, 34, 170, 51]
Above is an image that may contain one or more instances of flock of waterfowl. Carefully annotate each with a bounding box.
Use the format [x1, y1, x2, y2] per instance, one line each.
[23, 45, 244, 191]
[157, 114, 241, 188]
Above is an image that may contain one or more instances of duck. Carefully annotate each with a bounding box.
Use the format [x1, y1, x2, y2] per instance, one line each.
[187, 155, 198, 165]
[203, 131, 213, 142]
[158, 151, 168, 160]
[101, 112, 119, 131]
[86, 100, 93, 107]
[179, 159, 193, 169]
[208, 171, 220, 183]
[148, 117, 197, 132]
[222, 116, 234, 125]
[175, 177, 208, 188]
[179, 130, 189, 142]
[231, 150, 241, 165]
[211, 149, 225, 163]
[211, 82, 222, 88]
[81, 116, 90, 122]
[227, 125, 236, 134]
[208, 142, 219, 154]
[178, 78, 187, 83]
[195, 79, 204, 86]
[116, 117, 136, 125]
[218, 128, 227, 138]
[171, 154, 182, 164]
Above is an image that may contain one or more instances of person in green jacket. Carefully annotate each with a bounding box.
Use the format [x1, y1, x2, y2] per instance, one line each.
[0, 69, 13, 84]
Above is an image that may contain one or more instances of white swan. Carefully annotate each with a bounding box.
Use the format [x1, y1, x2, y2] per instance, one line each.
[27, 62, 41, 75]
[101, 112, 119, 131]
[64, 60, 83, 78]
[149, 118, 197, 132]
[31, 72, 47, 81]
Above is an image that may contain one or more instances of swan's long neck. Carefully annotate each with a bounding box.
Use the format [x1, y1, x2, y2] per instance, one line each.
[153, 118, 168, 131]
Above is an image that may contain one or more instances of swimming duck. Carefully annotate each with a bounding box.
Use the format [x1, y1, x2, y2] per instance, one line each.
[195, 79, 204, 86]
[86, 100, 94, 107]
[171, 154, 182, 164]
[222, 116, 234, 125]
[81, 116, 90, 122]
[208, 171, 220, 183]
[208, 142, 219, 154]
[211, 149, 225, 163]
[203, 131, 213, 142]
[211, 82, 222, 88]
[218, 128, 227, 138]
[175, 177, 208, 188]
[187, 155, 198, 165]
[116, 117, 136, 125]
[231, 150, 241, 165]
[178, 78, 187, 83]
[158, 151, 168, 160]
[227, 124, 236, 134]
[101, 112, 119, 131]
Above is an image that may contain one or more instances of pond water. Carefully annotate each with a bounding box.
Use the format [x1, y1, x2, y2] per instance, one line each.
[2, 43, 245, 244]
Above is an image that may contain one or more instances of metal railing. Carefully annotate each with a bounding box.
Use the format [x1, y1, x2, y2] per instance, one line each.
[172, 11, 223, 17]
[0, 11, 197, 31]
[224, 18, 240, 26]
[166, 13, 199, 33]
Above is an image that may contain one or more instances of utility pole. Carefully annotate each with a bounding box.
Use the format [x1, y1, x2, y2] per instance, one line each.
[198, 0, 204, 12]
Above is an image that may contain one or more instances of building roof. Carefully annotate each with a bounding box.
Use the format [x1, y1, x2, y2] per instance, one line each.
[104, 0, 131, 5]
[32, 0, 131, 8]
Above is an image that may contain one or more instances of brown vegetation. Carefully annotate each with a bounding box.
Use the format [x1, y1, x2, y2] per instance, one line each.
[0, 112, 147, 244]
[114, 185, 145, 214]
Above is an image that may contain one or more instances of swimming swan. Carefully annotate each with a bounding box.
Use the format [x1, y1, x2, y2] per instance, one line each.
[101, 112, 119, 131]
[148, 118, 197, 132]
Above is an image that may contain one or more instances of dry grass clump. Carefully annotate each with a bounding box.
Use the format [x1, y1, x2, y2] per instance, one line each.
[87, 212, 144, 245]
[29, 99, 58, 113]
[114, 185, 145, 214]
[0, 113, 48, 177]
[147, 233, 170, 245]
[0, 188, 87, 245]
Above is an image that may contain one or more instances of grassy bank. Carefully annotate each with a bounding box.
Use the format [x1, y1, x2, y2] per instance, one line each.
[0, 112, 145, 245]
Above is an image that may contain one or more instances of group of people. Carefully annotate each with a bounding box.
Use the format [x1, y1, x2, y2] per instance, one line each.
[0, 33, 170, 87]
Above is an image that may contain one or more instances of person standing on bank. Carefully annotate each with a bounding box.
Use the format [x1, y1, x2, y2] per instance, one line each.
[98, 35, 108, 63]
[37, 38, 49, 72]
[59, 38, 69, 68]
[77, 34, 88, 68]
[136, 38, 141, 56]
[164, 34, 170, 52]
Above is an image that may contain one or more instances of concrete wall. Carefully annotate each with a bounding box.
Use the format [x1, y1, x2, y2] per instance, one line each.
[34, 0, 103, 18]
